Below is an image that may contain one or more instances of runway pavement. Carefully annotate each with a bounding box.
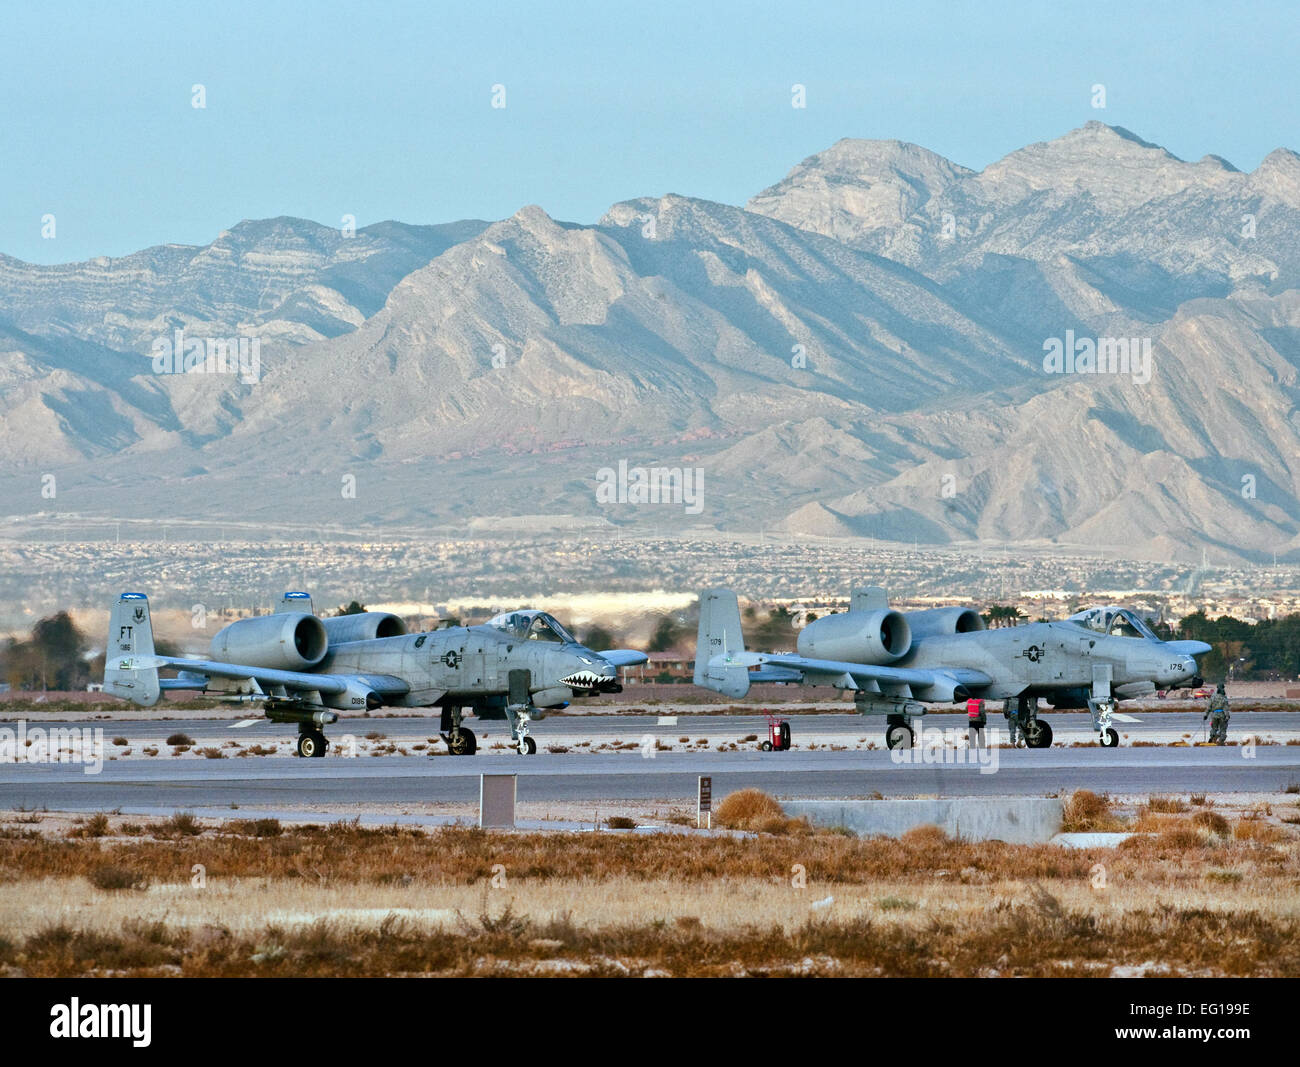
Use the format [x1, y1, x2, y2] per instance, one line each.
[2, 744, 1297, 816]
[17, 710, 1300, 745]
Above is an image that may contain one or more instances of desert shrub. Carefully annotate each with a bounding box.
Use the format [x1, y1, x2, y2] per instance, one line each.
[1233, 820, 1285, 843]
[899, 824, 949, 848]
[164, 812, 202, 837]
[69, 813, 111, 839]
[1192, 810, 1230, 835]
[1061, 790, 1117, 831]
[166, 733, 194, 746]
[88, 865, 144, 891]
[714, 789, 783, 828]
[1156, 826, 1212, 850]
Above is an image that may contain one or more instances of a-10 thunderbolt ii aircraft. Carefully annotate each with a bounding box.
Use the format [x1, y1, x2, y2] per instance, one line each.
[694, 588, 1210, 748]
[103, 591, 647, 756]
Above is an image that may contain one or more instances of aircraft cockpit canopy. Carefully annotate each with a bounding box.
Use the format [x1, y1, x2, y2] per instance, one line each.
[1067, 606, 1159, 641]
[488, 610, 577, 644]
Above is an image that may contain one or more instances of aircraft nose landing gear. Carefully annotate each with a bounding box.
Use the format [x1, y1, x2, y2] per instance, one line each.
[1089, 698, 1120, 747]
[505, 704, 537, 755]
[504, 670, 538, 755]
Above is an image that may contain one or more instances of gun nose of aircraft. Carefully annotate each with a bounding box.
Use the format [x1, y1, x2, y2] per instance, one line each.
[560, 658, 616, 690]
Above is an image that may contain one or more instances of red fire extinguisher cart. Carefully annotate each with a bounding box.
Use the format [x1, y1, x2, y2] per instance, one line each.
[760, 714, 791, 751]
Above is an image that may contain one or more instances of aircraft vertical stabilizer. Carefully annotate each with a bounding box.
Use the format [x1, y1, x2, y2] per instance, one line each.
[694, 588, 752, 698]
[277, 591, 314, 614]
[103, 593, 162, 707]
[851, 586, 889, 612]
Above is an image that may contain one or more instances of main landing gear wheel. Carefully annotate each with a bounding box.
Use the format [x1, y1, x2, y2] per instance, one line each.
[448, 728, 477, 756]
[885, 724, 914, 750]
[297, 731, 328, 758]
[516, 736, 537, 755]
[1100, 727, 1119, 748]
[1024, 719, 1053, 749]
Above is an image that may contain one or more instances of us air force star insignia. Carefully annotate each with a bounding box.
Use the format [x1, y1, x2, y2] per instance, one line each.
[1019, 645, 1045, 663]
[442, 650, 461, 669]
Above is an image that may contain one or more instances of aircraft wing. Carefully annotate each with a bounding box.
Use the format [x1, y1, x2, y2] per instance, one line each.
[722, 651, 991, 700]
[156, 657, 410, 699]
[596, 649, 649, 667]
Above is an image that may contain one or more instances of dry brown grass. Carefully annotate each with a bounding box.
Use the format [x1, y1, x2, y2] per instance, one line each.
[0, 819, 1117, 886]
[1145, 795, 1188, 814]
[87, 864, 146, 892]
[1234, 820, 1287, 844]
[6, 887, 1299, 977]
[1133, 811, 1188, 833]
[1192, 810, 1231, 835]
[67, 813, 110, 839]
[715, 789, 782, 826]
[714, 790, 811, 835]
[1, 812, 1298, 977]
[1061, 790, 1125, 832]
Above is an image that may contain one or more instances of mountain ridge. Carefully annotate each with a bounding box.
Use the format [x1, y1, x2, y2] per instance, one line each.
[2, 123, 1299, 563]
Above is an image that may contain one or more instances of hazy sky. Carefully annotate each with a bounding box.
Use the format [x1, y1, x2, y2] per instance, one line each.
[4, 0, 1296, 262]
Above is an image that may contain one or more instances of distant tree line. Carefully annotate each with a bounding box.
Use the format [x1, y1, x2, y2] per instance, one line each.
[1177, 611, 1300, 681]
[2, 611, 180, 692]
[1, 612, 92, 690]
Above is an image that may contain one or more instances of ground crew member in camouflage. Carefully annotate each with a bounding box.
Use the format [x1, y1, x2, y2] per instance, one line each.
[1204, 683, 1230, 744]
[1002, 697, 1022, 746]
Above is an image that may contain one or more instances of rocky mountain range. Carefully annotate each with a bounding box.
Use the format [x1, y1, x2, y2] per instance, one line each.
[3, 121, 1299, 562]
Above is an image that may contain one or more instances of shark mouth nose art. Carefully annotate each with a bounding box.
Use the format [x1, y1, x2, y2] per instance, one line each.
[561, 669, 610, 688]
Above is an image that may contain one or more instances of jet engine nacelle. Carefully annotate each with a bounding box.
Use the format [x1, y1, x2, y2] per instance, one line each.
[323, 679, 384, 712]
[903, 607, 986, 640]
[319, 612, 407, 644]
[210, 612, 328, 671]
[796, 609, 911, 664]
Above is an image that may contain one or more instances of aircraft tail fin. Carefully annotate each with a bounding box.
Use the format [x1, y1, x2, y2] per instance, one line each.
[693, 588, 751, 698]
[851, 586, 889, 612]
[278, 591, 314, 614]
[103, 593, 162, 707]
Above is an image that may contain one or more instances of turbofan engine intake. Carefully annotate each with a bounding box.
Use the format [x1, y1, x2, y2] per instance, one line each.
[796, 609, 911, 664]
[319, 612, 407, 644]
[210, 612, 328, 671]
[903, 606, 986, 640]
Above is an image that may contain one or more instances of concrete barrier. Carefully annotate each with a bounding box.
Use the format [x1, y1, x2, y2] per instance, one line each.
[782, 797, 1064, 844]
